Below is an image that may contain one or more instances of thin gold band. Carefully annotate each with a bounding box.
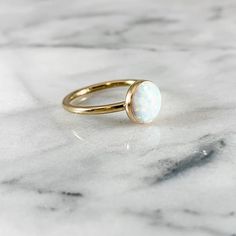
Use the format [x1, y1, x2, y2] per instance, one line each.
[62, 79, 138, 115]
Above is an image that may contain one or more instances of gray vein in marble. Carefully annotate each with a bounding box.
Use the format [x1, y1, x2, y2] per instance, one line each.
[1, 0, 236, 51]
[1, 177, 83, 199]
[148, 138, 225, 185]
[126, 208, 236, 236]
[208, 6, 223, 21]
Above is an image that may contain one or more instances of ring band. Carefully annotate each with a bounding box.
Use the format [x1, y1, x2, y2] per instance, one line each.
[62, 79, 161, 124]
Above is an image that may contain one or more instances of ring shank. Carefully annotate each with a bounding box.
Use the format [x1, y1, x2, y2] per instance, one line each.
[63, 80, 137, 115]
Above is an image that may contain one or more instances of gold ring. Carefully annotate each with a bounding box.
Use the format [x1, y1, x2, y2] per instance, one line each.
[62, 79, 161, 124]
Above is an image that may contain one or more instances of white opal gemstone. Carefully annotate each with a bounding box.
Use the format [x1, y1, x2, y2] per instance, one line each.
[132, 81, 161, 123]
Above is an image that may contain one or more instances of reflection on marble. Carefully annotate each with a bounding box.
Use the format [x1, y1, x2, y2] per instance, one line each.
[0, 0, 236, 236]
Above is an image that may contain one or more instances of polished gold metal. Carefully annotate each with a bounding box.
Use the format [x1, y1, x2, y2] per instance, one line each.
[125, 80, 144, 123]
[62, 79, 146, 123]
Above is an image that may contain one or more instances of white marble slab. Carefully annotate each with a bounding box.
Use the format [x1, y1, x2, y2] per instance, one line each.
[0, 0, 236, 235]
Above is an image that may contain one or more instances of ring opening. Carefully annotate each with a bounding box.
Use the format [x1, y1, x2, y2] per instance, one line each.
[63, 80, 137, 115]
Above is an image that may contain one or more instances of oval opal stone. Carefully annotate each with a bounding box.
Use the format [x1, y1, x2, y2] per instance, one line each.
[132, 81, 161, 123]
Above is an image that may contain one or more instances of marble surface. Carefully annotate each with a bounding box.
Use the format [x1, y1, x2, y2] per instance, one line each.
[0, 0, 236, 235]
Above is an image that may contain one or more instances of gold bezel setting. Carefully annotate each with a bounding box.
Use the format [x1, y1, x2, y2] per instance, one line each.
[125, 80, 146, 124]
